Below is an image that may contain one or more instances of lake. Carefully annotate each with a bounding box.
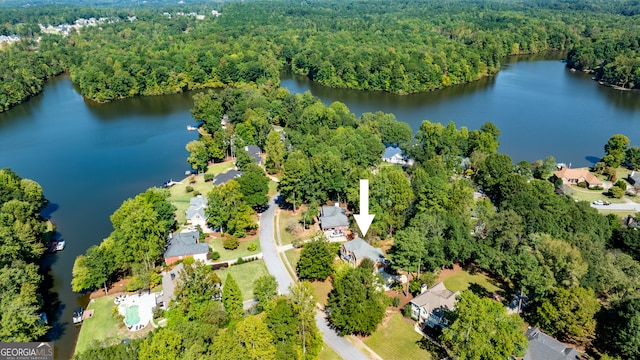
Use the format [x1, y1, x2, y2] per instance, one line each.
[0, 57, 638, 358]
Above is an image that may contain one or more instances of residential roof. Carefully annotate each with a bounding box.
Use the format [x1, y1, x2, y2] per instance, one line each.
[524, 327, 580, 360]
[186, 195, 207, 221]
[554, 167, 603, 185]
[410, 282, 458, 313]
[212, 169, 244, 186]
[244, 145, 262, 164]
[342, 237, 386, 264]
[629, 171, 640, 184]
[319, 205, 349, 229]
[382, 146, 403, 159]
[160, 263, 184, 306]
[164, 231, 209, 258]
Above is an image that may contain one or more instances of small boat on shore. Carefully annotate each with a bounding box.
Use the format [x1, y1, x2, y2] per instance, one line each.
[73, 308, 84, 324]
[187, 125, 197, 131]
[55, 240, 66, 251]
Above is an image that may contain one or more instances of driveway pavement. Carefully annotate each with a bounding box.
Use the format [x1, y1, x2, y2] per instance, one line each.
[591, 203, 640, 211]
[259, 195, 372, 360]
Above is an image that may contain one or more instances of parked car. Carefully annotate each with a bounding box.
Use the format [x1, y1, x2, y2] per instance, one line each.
[603, 201, 611, 205]
[592, 200, 604, 205]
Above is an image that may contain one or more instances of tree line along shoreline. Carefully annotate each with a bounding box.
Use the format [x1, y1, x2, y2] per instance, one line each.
[1, 0, 640, 112]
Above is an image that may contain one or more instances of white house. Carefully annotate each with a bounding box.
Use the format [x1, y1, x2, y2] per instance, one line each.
[382, 146, 413, 166]
[410, 282, 459, 329]
[186, 195, 208, 230]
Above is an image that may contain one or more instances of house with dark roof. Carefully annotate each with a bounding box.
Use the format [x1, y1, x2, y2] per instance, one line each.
[553, 166, 603, 188]
[319, 204, 349, 234]
[628, 171, 640, 190]
[244, 145, 262, 165]
[157, 263, 184, 309]
[523, 327, 580, 360]
[410, 282, 459, 329]
[164, 231, 209, 266]
[382, 146, 414, 166]
[340, 237, 387, 270]
[212, 169, 244, 186]
[186, 195, 208, 229]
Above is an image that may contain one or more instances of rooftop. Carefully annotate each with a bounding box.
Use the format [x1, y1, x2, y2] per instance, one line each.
[410, 282, 458, 312]
[212, 169, 244, 186]
[164, 231, 208, 258]
[320, 205, 349, 229]
[382, 146, 403, 159]
[524, 327, 580, 360]
[159, 263, 184, 307]
[342, 237, 386, 264]
[186, 195, 207, 221]
[244, 145, 262, 164]
[554, 167, 603, 185]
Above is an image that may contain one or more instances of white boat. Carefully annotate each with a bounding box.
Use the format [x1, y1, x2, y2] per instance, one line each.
[55, 240, 66, 251]
[73, 308, 84, 324]
[187, 125, 197, 131]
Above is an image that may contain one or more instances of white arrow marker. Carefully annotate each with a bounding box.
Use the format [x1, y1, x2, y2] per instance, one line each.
[353, 179, 375, 237]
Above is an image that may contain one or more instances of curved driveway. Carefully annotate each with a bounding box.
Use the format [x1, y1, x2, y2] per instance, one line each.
[259, 195, 370, 360]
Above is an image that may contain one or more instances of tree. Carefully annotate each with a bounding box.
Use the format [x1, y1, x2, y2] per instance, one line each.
[603, 134, 630, 168]
[327, 260, 386, 336]
[237, 169, 269, 209]
[253, 275, 278, 312]
[440, 291, 528, 360]
[265, 297, 299, 359]
[288, 281, 322, 359]
[234, 147, 254, 171]
[610, 185, 625, 199]
[597, 297, 640, 358]
[186, 140, 209, 173]
[625, 146, 640, 170]
[172, 262, 223, 320]
[265, 130, 285, 174]
[533, 286, 600, 347]
[278, 150, 310, 213]
[222, 274, 243, 321]
[139, 329, 183, 360]
[370, 166, 414, 237]
[474, 153, 513, 198]
[236, 316, 277, 360]
[296, 236, 335, 281]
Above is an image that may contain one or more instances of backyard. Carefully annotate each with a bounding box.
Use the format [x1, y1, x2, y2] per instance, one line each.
[440, 267, 502, 295]
[74, 294, 153, 356]
[213, 260, 269, 301]
[364, 312, 438, 360]
[208, 236, 261, 262]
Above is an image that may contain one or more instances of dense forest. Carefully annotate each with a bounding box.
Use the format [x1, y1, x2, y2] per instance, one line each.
[1, 0, 640, 111]
[0, 169, 51, 342]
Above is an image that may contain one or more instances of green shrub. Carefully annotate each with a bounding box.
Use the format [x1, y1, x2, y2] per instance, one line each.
[392, 297, 401, 307]
[194, 191, 201, 196]
[247, 243, 257, 252]
[204, 173, 214, 182]
[183, 257, 195, 265]
[126, 276, 144, 292]
[223, 236, 240, 250]
[615, 180, 628, 190]
[236, 257, 245, 265]
[610, 186, 625, 198]
[577, 181, 588, 188]
[150, 272, 162, 287]
[185, 186, 194, 193]
[209, 251, 221, 261]
[402, 303, 413, 318]
[590, 185, 604, 191]
[153, 307, 165, 320]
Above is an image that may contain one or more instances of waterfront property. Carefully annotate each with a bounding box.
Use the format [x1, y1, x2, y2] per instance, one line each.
[212, 169, 244, 186]
[553, 166, 603, 188]
[523, 327, 580, 360]
[410, 282, 459, 330]
[340, 237, 387, 270]
[156, 263, 184, 309]
[185, 195, 208, 230]
[163, 231, 209, 266]
[117, 293, 156, 331]
[382, 146, 413, 166]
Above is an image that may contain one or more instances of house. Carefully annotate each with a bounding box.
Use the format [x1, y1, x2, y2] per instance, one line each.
[553, 166, 603, 188]
[523, 327, 580, 360]
[628, 171, 640, 189]
[164, 231, 209, 266]
[340, 237, 387, 270]
[382, 146, 414, 166]
[244, 145, 262, 165]
[186, 195, 208, 229]
[410, 282, 459, 329]
[157, 263, 184, 309]
[319, 204, 349, 234]
[212, 169, 244, 186]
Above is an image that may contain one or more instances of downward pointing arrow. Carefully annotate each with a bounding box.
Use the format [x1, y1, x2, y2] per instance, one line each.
[353, 179, 375, 237]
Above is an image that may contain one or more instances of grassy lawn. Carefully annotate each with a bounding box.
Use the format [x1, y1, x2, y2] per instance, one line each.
[284, 248, 301, 269]
[168, 161, 235, 224]
[214, 260, 269, 301]
[442, 269, 501, 294]
[74, 295, 151, 356]
[268, 180, 278, 198]
[209, 236, 261, 262]
[364, 313, 435, 360]
[319, 345, 342, 360]
[562, 185, 625, 204]
[279, 211, 300, 245]
[311, 280, 333, 307]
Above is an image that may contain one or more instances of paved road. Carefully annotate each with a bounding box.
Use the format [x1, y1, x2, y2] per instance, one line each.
[259, 195, 295, 295]
[591, 203, 640, 211]
[259, 195, 371, 360]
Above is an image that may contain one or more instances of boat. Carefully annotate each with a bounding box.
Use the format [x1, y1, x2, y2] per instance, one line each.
[48, 241, 58, 253]
[73, 308, 84, 324]
[187, 125, 197, 131]
[55, 240, 66, 251]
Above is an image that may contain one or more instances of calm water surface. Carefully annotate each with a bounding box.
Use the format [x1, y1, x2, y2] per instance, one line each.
[0, 57, 638, 359]
[0, 76, 197, 359]
[281, 57, 640, 166]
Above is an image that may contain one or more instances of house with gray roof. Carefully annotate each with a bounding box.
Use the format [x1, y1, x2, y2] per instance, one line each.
[628, 171, 640, 190]
[382, 146, 413, 166]
[319, 204, 349, 233]
[157, 263, 184, 309]
[164, 231, 209, 266]
[523, 327, 580, 360]
[340, 237, 387, 270]
[212, 169, 244, 186]
[244, 145, 262, 165]
[410, 282, 459, 329]
[186, 195, 208, 229]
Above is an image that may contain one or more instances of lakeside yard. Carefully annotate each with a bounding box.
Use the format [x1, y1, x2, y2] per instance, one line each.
[441, 267, 502, 295]
[208, 235, 261, 262]
[364, 313, 436, 360]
